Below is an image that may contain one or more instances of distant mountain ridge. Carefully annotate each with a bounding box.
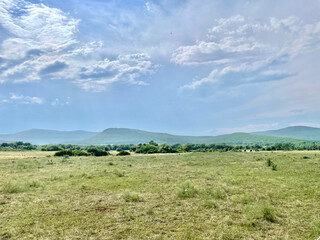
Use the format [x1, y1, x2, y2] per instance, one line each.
[0, 129, 98, 145]
[78, 128, 307, 145]
[253, 126, 320, 141]
[1, 126, 319, 145]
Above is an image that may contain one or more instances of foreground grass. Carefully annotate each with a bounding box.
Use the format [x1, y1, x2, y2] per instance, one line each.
[0, 151, 320, 239]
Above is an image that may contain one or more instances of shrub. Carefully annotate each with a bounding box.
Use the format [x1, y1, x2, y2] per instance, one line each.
[73, 150, 90, 156]
[87, 148, 110, 156]
[54, 149, 74, 157]
[42, 145, 63, 151]
[117, 151, 130, 156]
[177, 181, 198, 199]
[135, 144, 159, 154]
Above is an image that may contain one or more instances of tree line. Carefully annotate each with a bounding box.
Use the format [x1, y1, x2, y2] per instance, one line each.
[1, 141, 320, 153]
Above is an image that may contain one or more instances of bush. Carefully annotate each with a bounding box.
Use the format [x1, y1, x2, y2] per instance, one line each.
[72, 150, 91, 156]
[177, 181, 198, 199]
[135, 144, 159, 154]
[87, 148, 110, 156]
[117, 151, 130, 156]
[54, 149, 74, 157]
[42, 145, 63, 151]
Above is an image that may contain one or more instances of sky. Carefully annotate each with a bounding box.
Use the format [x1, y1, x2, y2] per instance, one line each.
[1, 0, 320, 135]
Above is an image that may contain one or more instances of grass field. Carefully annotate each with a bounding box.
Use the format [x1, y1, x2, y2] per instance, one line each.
[0, 151, 320, 239]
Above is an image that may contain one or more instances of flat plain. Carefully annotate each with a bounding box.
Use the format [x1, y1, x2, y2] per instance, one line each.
[0, 151, 320, 239]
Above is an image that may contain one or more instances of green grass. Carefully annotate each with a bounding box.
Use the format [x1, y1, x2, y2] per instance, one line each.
[0, 151, 320, 239]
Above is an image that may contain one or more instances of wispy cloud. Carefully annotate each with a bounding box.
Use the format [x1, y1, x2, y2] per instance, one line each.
[2, 93, 44, 104]
[51, 97, 70, 106]
[173, 15, 320, 90]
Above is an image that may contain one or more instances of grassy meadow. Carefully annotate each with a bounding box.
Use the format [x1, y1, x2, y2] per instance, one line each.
[0, 151, 320, 239]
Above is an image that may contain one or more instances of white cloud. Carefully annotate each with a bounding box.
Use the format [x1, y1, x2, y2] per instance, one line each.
[51, 98, 70, 106]
[3, 93, 44, 104]
[10, 93, 24, 100]
[0, 0, 155, 90]
[0, 0, 79, 60]
[145, 2, 151, 12]
[74, 53, 155, 92]
[26, 96, 43, 104]
[173, 15, 320, 90]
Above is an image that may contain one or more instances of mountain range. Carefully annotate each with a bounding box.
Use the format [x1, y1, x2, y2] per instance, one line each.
[0, 126, 319, 145]
[0, 129, 97, 145]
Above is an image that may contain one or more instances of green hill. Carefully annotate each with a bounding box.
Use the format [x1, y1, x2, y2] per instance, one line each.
[0, 129, 98, 145]
[78, 128, 308, 145]
[1, 126, 318, 145]
[253, 126, 320, 141]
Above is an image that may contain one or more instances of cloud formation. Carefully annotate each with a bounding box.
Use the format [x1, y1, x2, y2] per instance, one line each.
[172, 15, 320, 89]
[1, 93, 44, 104]
[0, 0, 154, 91]
[74, 53, 154, 92]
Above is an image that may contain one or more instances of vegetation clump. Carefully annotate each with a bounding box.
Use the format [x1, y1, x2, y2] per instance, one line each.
[0, 142, 37, 151]
[271, 162, 278, 171]
[177, 181, 198, 199]
[262, 205, 276, 223]
[266, 159, 278, 171]
[54, 149, 74, 157]
[54, 148, 109, 157]
[87, 148, 110, 156]
[117, 151, 130, 156]
[123, 192, 140, 202]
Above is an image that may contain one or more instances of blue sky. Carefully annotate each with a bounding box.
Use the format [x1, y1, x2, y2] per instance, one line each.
[1, 0, 320, 135]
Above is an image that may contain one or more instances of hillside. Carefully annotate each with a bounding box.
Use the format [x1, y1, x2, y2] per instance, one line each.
[79, 128, 308, 145]
[0, 129, 98, 145]
[1, 127, 318, 145]
[253, 126, 320, 141]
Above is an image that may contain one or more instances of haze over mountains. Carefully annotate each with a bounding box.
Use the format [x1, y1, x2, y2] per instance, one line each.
[0, 126, 319, 145]
[253, 126, 320, 141]
[0, 129, 98, 145]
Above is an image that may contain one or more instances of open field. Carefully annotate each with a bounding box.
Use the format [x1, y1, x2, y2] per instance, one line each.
[0, 151, 320, 239]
